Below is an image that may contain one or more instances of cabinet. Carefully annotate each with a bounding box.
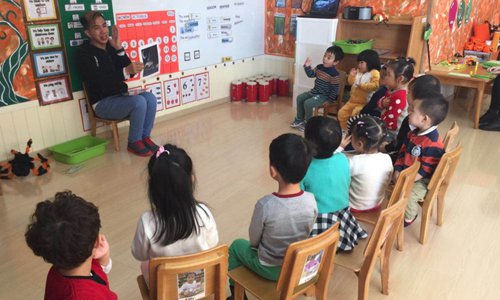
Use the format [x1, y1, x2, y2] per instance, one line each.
[335, 16, 426, 73]
[292, 17, 338, 106]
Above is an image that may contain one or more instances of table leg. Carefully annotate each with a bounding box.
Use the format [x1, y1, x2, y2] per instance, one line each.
[474, 83, 485, 129]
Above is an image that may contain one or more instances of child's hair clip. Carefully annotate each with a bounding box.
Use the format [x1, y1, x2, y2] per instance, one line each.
[156, 146, 170, 158]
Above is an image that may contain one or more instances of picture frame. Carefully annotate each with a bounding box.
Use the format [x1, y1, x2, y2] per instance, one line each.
[139, 42, 160, 79]
[37, 76, 73, 105]
[27, 23, 62, 50]
[32, 50, 66, 78]
[22, 0, 58, 22]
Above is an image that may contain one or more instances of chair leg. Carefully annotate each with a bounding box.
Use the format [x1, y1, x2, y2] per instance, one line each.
[233, 283, 245, 300]
[436, 190, 446, 226]
[419, 204, 431, 245]
[111, 123, 120, 151]
[91, 121, 97, 137]
[357, 270, 370, 300]
[396, 224, 404, 251]
[379, 252, 389, 295]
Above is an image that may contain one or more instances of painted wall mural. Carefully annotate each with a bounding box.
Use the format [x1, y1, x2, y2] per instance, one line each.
[339, 0, 428, 17]
[0, 0, 36, 107]
[429, 0, 500, 64]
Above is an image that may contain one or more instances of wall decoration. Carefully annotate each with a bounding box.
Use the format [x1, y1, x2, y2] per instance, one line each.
[145, 82, 164, 111]
[195, 72, 209, 100]
[180, 75, 196, 104]
[290, 14, 298, 38]
[22, 0, 58, 21]
[27, 23, 62, 50]
[37, 76, 72, 105]
[275, 0, 285, 8]
[0, 0, 37, 107]
[291, 0, 302, 9]
[449, 0, 458, 29]
[274, 14, 285, 35]
[163, 78, 181, 109]
[32, 50, 66, 78]
[457, 0, 465, 28]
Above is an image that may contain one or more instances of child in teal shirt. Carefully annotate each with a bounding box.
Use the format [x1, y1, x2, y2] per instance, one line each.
[302, 116, 367, 251]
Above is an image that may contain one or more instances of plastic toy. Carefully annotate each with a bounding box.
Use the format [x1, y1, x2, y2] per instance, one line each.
[0, 139, 50, 179]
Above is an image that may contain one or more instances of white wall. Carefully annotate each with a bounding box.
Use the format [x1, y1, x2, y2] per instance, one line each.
[0, 55, 294, 161]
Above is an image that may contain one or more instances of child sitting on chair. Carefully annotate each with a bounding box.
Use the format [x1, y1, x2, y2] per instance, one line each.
[25, 191, 116, 300]
[227, 134, 317, 300]
[291, 45, 344, 132]
[302, 116, 367, 251]
[338, 49, 381, 130]
[393, 93, 449, 227]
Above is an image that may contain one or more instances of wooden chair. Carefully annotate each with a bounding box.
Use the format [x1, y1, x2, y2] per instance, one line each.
[136, 244, 228, 300]
[352, 160, 420, 251]
[82, 83, 128, 151]
[228, 223, 340, 300]
[443, 121, 459, 152]
[313, 70, 347, 117]
[418, 145, 463, 244]
[334, 189, 409, 300]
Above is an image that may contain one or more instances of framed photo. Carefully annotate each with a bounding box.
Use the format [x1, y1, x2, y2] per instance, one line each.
[28, 23, 62, 50]
[37, 76, 72, 105]
[177, 270, 205, 300]
[32, 51, 66, 78]
[22, 0, 58, 22]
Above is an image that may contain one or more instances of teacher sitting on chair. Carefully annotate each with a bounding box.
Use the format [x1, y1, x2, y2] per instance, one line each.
[76, 11, 158, 156]
[479, 66, 500, 131]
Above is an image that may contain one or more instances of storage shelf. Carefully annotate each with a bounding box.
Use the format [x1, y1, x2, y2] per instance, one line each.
[339, 17, 413, 26]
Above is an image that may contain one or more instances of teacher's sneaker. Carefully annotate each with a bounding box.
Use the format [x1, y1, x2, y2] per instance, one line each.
[290, 119, 304, 128]
[127, 141, 153, 157]
[143, 137, 159, 152]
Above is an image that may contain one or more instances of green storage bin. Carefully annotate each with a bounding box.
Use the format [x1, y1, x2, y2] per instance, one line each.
[49, 136, 109, 165]
[333, 39, 374, 54]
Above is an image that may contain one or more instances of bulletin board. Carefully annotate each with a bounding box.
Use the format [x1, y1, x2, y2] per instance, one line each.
[111, 0, 265, 72]
[58, 0, 114, 91]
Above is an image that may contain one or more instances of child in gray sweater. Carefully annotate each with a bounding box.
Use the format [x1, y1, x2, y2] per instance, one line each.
[226, 133, 318, 300]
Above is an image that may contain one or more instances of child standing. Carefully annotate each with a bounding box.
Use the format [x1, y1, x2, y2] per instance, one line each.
[393, 93, 449, 226]
[25, 191, 116, 300]
[377, 57, 415, 137]
[346, 116, 393, 212]
[131, 144, 219, 286]
[291, 45, 344, 132]
[338, 49, 381, 130]
[302, 116, 367, 251]
[227, 134, 317, 299]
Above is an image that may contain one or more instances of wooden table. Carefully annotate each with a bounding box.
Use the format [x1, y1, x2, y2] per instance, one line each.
[427, 65, 495, 129]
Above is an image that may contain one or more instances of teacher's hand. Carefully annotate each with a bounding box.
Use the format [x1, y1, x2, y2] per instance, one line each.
[109, 25, 122, 50]
[126, 62, 144, 75]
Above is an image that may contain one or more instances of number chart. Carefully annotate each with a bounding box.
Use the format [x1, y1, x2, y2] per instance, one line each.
[180, 75, 196, 104]
[163, 79, 181, 109]
[145, 82, 164, 111]
[195, 72, 210, 100]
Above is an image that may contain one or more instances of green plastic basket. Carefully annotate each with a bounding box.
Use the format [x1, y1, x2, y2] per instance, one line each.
[333, 39, 374, 54]
[49, 136, 109, 165]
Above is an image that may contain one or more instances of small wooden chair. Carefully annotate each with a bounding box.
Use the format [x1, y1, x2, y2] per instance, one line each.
[418, 145, 463, 244]
[228, 223, 340, 300]
[443, 121, 459, 152]
[136, 244, 228, 300]
[313, 70, 347, 118]
[82, 83, 128, 151]
[352, 160, 420, 251]
[334, 189, 409, 300]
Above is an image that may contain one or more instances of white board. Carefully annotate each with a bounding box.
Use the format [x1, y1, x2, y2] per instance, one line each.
[112, 0, 264, 71]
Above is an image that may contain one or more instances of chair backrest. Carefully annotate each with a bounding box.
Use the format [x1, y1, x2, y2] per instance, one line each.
[386, 160, 421, 208]
[148, 244, 228, 300]
[443, 121, 459, 152]
[426, 145, 463, 202]
[360, 190, 408, 275]
[276, 223, 340, 300]
[337, 70, 347, 104]
[82, 82, 99, 121]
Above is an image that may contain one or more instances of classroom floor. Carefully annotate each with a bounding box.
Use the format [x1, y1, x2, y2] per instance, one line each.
[1, 94, 499, 300]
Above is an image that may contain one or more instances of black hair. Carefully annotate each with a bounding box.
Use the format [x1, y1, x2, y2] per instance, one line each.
[409, 74, 441, 100]
[25, 191, 101, 270]
[357, 49, 381, 71]
[414, 93, 449, 126]
[351, 116, 387, 151]
[147, 144, 207, 246]
[385, 57, 416, 84]
[80, 11, 105, 30]
[326, 45, 344, 62]
[269, 134, 313, 183]
[304, 116, 342, 159]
